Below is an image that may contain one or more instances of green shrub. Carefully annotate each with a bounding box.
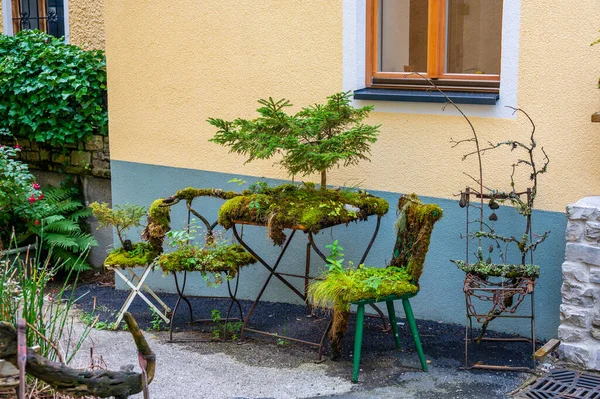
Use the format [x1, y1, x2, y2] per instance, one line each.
[0, 30, 107, 146]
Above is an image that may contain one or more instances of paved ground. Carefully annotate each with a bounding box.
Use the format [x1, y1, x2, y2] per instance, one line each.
[66, 284, 532, 399]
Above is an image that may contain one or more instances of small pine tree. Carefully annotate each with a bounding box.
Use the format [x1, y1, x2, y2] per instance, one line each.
[209, 92, 380, 189]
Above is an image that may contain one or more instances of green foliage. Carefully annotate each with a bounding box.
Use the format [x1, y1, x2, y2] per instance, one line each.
[210, 309, 242, 341]
[209, 91, 380, 188]
[218, 183, 389, 245]
[149, 308, 165, 332]
[0, 244, 93, 364]
[0, 30, 107, 146]
[325, 240, 346, 273]
[453, 260, 540, 278]
[79, 312, 117, 331]
[29, 185, 97, 270]
[0, 140, 42, 248]
[90, 201, 146, 247]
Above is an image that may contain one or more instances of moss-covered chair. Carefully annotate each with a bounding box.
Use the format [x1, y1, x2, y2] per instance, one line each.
[308, 194, 443, 382]
[145, 188, 257, 341]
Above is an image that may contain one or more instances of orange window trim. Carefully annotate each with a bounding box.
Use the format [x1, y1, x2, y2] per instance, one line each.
[366, 0, 501, 89]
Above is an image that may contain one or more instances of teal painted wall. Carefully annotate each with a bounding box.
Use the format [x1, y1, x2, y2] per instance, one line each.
[111, 160, 567, 339]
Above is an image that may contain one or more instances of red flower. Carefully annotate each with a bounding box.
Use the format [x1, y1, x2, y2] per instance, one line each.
[28, 195, 36, 204]
[37, 193, 44, 200]
[35, 220, 40, 226]
[33, 182, 41, 190]
[15, 144, 21, 150]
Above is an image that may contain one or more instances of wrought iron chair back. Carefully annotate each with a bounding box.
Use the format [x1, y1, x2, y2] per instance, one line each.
[148, 188, 256, 341]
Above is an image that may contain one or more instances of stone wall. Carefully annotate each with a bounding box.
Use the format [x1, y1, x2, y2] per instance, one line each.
[1, 134, 110, 178]
[559, 197, 600, 371]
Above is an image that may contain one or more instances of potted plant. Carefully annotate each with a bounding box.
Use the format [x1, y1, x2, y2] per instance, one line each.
[89, 201, 154, 267]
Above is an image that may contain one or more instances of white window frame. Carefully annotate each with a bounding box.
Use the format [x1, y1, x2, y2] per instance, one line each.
[342, 0, 521, 119]
[2, 0, 70, 43]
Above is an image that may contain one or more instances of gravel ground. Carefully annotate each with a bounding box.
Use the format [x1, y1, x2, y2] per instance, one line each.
[65, 283, 533, 399]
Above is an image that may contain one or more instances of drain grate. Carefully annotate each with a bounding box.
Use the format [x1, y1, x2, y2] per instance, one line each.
[518, 369, 600, 399]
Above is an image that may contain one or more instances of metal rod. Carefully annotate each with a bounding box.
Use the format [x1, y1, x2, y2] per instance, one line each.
[359, 215, 382, 265]
[242, 328, 323, 347]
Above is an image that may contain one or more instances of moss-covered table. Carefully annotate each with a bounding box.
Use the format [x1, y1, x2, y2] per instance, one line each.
[217, 184, 390, 359]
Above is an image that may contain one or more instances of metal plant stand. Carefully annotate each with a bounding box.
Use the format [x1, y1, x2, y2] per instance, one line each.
[459, 187, 537, 371]
[232, 215, 385, 361]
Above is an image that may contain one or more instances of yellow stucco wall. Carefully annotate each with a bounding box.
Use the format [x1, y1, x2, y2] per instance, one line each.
[105, 0, 600, 213]
[1, 1, 104, 50]
[69, 0, 105, 49]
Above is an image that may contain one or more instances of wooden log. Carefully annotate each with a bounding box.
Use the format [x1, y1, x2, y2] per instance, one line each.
[0, 312, 155, 399]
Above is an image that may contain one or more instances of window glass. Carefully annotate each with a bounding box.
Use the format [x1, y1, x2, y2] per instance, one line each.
[379, 0, 428, 73]
[446, 0, 503, 74]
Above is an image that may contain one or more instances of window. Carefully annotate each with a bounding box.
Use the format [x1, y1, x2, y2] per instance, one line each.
[366, 0, 503, 93]
[6, 0, 66, 39]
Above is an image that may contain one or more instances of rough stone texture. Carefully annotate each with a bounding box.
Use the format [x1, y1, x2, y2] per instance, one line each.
[586, 221, 600, 242]
[560, 197, 600, 371]
[566, 221, 585, 242]
[558, 325, 586, 343]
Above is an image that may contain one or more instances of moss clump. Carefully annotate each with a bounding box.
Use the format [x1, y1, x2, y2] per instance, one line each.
[218, 184, 389, 245]
[142, 198, 171, 253]
[454, 260, 540, 278]
[172, 187, 241, 202]
[309, 266, 418, 310]
[157, 243, 256, 285]
[104, 242, 158, 268]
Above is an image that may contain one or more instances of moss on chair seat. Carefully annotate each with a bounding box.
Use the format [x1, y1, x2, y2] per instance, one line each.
[104, 242, 158, 268]
[309, 266, 419, 311]
[156, 243, 256, 285]
[453, 260, 540, 279]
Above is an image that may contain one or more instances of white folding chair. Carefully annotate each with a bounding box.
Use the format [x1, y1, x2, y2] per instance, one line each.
[106, 264, 171, 327]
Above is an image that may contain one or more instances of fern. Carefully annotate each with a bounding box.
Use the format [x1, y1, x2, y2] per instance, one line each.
[31, 186, 98, 270]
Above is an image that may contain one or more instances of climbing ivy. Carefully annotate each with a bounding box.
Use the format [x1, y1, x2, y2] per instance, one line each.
[0, 31, 107, 146]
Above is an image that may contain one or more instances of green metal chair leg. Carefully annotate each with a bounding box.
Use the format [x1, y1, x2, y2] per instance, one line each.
[402, 298, 428, 371]
[352, 304, 366, 383]
[385, 300, 402, 349]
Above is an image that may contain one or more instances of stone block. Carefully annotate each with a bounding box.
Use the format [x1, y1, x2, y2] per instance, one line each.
[52, 153, 67, 164]
[593, 312, 600, 328]
[558, 325, 586, 343]
[591, 328, 600, 341]
[24, 151, 40, 162]
[566, 221, 585, 242]
[567, 205, 597, 220]
[562, 261, 589, 283]
[590, 267, 600, 284]
[560, 305, 591, 328]
[560, 343, 600, 370]
[561, 282, 598, 308]
[565, 243, 600, 267]
[91, 159, 110, 172]
[85, 135, 104, 151]
[586, 221, 600, 242]
[71, 151, 91, 167]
